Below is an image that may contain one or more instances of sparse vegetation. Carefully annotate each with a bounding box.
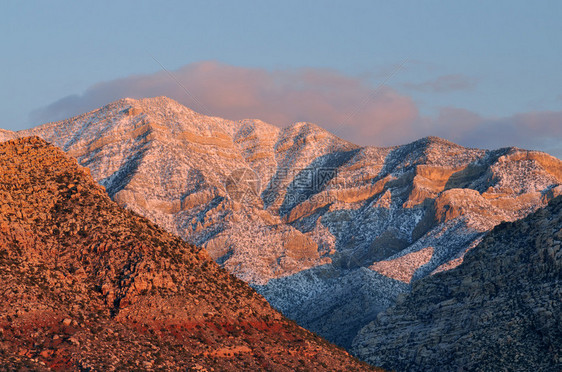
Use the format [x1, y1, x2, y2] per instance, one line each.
[0, 137, 377, 371]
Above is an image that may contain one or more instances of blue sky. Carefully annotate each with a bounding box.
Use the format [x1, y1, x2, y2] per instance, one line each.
[1, 1, 561, 156]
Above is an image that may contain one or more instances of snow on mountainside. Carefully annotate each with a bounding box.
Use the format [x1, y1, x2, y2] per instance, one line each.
[353, 196, 562, 371]
[3, 96, 562, 349]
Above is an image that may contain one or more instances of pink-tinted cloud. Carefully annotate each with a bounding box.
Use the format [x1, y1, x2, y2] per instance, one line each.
[403, 74, 476, 93]
[29, 61, 561, 158]
[29, 61, 418, 146]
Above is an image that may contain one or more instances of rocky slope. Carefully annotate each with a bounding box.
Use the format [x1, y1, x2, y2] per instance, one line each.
[3, 96, 561, 348]
[0, 137, 374, 371]
[352, 195, 562, 371]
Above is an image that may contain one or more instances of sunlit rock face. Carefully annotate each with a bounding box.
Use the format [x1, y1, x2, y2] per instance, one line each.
[5, 96, 561, 349]
[0, 137, 373, 371]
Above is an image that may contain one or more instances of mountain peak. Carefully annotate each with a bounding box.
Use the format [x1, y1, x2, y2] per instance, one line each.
[411, 135, 466, 149]
[115, 96, 201, 117]
[0, 135, 375, 371]
[286, 121, 334, 135]
[127, 96, 190, 109]
[280, 121, 359, 150]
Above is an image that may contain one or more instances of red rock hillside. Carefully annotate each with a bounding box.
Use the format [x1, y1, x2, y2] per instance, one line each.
[0, 137, 375, 371]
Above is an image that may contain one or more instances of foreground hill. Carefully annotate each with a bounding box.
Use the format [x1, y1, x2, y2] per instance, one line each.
[3, 96, 561, 348]
[353, 196, 562, 371]
[0, 137, 373, 371]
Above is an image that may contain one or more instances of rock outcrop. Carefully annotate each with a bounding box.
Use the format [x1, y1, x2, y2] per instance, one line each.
[352, 196, 562, 371]
[0, 137, 374, 371]
[2, 97, 561, 349]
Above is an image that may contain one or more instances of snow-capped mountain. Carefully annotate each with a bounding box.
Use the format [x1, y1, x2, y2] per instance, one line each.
[4, 96, 561, 348]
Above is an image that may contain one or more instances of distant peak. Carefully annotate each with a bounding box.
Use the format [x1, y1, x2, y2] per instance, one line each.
[135, 96, 184, 106]
[288, 121, 322, 131]
[420, 136, 459, 146]
[403, 136, 466, 151]
[283, 122, 338, 139]
[101, 96, 196, 116]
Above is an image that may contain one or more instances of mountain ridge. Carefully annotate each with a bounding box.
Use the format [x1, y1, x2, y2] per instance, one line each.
[0, 136, 374, 371]
[352, 195, 562, 371]
[2, 96, 561, 349]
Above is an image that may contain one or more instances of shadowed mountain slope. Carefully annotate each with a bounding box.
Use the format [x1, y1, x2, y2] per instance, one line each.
[353, 196, 562, 371]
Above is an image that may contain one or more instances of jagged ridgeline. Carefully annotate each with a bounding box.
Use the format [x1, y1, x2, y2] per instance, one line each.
[1, 96, 561, 351]
[0, 137, 375, 371]
[353, 196, 562, 371]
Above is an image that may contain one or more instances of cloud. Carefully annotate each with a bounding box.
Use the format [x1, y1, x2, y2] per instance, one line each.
[403, 74, 476, 93]
[30, 61, 561, 158]
[30, 61, 418, 146]
[418, 108, 562, 158]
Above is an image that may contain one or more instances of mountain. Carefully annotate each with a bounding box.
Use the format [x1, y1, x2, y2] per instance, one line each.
[3, 96, 561, 348]
[0, 129, 15, 142]
[0, 137, 374, 371]
[352, 195, 562, 371]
